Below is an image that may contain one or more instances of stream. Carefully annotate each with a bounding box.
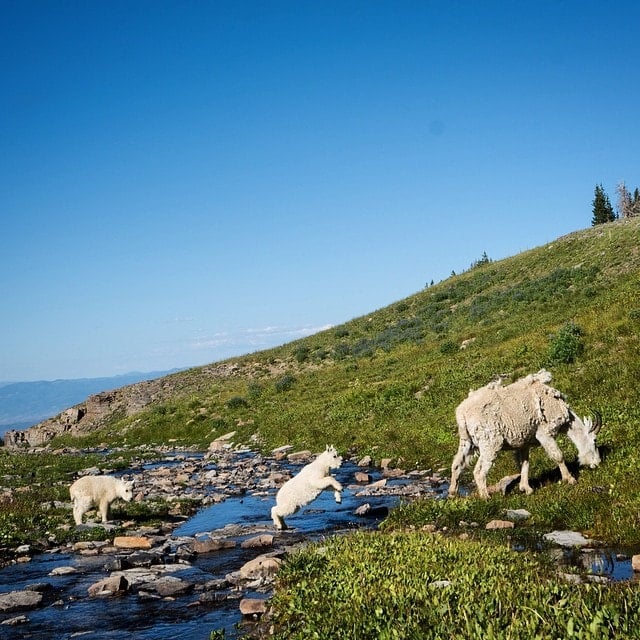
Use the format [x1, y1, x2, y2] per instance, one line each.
[0, 453, 636, 639]
[0, 458, 409, 639]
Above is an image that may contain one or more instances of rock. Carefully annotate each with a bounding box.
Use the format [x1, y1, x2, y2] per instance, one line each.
[380, 458, 392, 470]
[632, 554, 640, 572]
[24, 583, 53, 593]
[354, 503, 371, 516]
[88, 576, 128, 597]
[241, 535, 274, 549]
[485, 520, 515, 530]
[49, 566, 77, 576]
[505, 509, 531, 521]
[487, 474, 521, 495]
[287, 450, 313, 462]
[354, 471, 370, 483]
[357, 455, 372, 467]
[239, 555, 282, 580]
[192, 538, 237, 553]
[543, 530, 592, 548]
[154, 576, 194, 597]
[429, 580, 452, 588]
[1, 614, 30, 625]
[559, 572, 583, 584]
[365, 479, 387, 490]
[0, 590, 43, 613]
[239, 598, 268, 616]
[113, 536, 152, 549]
[271, 445, 293, 458]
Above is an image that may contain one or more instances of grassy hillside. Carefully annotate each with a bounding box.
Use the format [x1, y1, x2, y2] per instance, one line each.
[43, 218, 640, 546]
[54, 218, 639, 466]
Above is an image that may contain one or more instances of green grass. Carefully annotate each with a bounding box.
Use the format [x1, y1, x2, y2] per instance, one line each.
[268, 532, 640, 639]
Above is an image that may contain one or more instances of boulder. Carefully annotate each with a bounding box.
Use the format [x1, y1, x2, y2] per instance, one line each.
[0, 590, 43, 613]
[240, 535, 274, 549]
[485, 520, 515, 530]
[239, 598, 268, 616]
[505, 509, 531, 521]
[192, 538, 237, 553]
[87, 576, 128, 597]
[154, 576, 194, 597]
[113, 536, 152, 550]
[543, 530, 592, 548]
[239, 555, 282, 580]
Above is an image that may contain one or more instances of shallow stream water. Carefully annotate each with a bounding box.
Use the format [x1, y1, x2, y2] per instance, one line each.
[0, 460, 399, 639]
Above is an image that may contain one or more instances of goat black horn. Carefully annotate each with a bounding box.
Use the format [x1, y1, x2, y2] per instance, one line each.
[590, 409, 602, 434]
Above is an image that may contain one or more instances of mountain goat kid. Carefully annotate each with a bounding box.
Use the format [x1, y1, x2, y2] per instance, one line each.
[449, 369, 601, 499]
[271, 445, 343, 530]
[70, 475, 134, 525]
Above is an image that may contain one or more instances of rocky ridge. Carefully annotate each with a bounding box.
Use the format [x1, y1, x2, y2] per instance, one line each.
[2, 362, 250, 449]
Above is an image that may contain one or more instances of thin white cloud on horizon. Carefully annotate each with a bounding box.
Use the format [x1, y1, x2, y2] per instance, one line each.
[190, 323, 334, 351]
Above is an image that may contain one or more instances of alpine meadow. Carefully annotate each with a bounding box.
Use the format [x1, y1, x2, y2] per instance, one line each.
[2, 217, 640, 639]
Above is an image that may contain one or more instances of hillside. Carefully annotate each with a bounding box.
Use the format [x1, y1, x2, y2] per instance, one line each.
[6, 219, 640, 498]
[0, 371, 181, 436]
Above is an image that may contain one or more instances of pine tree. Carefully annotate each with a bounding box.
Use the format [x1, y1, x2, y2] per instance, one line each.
[592, 184, 616, 225]
[632, 188, 640, 217]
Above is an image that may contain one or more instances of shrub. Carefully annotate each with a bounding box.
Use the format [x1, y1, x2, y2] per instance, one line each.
[226, 396, 248, 409]
[333, 343, 351, 360]
[439, 340, 459, 355]
[247, 382, 263, 399]
[547, 322, 584, 365]
[293, 345, 310, 363]
[275, 374, 296, 392]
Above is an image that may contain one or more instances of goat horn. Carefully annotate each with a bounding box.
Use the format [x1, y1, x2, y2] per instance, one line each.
[590, 409, 602, 435]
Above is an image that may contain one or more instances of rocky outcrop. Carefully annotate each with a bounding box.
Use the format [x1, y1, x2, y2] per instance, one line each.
[2, 362, 248, 449]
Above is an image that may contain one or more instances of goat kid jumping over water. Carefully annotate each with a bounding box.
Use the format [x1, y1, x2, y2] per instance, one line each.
[271, 445, 343, 530]
[449, 369, 602, 499]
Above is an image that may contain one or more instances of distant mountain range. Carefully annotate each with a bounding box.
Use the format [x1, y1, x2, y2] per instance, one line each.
[0, 370, 181, 437]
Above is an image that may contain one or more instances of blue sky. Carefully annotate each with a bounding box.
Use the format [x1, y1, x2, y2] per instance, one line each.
[2, 1, 639, 382]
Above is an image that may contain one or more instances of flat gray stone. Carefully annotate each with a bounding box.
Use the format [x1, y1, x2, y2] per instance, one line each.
[0, 590, 43, 613]
[543, 530, 591, 547]
[505, 509, 531, 521]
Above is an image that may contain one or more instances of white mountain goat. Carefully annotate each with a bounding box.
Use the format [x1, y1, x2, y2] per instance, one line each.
[70, 475, 134, 525]
[448, 369, 601, 499]
[271, 445, 343, 530]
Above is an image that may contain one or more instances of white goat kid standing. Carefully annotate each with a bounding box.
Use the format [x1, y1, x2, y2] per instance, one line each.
[271, 445, 343, 530]
[448, 369, 601, 499]
[69, 475, 134, 525]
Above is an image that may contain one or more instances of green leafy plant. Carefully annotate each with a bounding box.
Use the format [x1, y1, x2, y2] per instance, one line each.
[547, 321, 584, 365]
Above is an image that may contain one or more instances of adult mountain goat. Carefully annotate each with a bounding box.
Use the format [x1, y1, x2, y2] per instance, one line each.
[448, 370, 601, 499]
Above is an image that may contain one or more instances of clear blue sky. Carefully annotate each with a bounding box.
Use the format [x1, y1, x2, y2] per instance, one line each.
[2, 1, 639, 382]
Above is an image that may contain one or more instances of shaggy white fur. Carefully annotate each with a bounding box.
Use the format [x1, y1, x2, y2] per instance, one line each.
[69, 475, 134, 525]
[271, 445, 343, 530]
[449, 369, 601, 499]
